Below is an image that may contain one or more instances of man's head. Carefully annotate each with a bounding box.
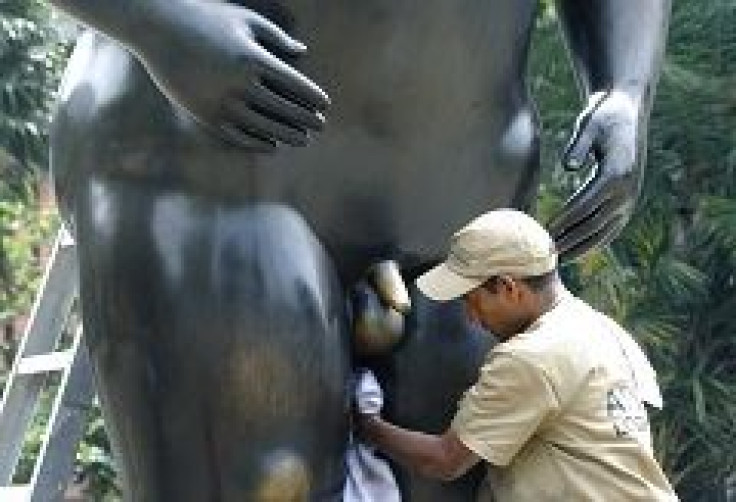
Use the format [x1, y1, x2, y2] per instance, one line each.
[416, 209, 561, 339]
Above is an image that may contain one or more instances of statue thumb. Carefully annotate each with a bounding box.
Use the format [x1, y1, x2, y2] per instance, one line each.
[562, 90, 609, 171]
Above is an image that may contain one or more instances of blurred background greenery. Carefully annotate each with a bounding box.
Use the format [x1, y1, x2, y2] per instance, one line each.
[0, 0, 734, 500]
[532, 1, 736, 500]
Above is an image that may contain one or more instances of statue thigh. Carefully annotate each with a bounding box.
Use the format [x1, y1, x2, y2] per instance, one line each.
[74, 183, 351, 501]
[375, 288, 495, 501]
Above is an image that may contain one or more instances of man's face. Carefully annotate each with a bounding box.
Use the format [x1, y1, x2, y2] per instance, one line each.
[464, 277, 527, 339]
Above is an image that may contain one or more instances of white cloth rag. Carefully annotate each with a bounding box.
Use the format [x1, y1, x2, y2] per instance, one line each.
[343, 369, 401, 502]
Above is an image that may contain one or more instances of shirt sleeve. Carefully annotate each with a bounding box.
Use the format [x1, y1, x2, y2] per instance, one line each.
[451, 351, 560, 467]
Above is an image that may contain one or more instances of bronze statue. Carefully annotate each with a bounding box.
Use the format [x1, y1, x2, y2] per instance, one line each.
[47, 0, 671, 500]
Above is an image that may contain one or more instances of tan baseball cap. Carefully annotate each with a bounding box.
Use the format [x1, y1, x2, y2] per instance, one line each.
[416, 209, 557, 301]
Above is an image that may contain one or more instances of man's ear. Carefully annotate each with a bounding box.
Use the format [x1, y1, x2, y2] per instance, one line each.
[464, 292, 481, 325]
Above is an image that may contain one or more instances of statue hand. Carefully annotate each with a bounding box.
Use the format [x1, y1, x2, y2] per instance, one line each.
[351, 261, 411, 358]
[548, 90, 643, 262]
[132, 0, 330, 152]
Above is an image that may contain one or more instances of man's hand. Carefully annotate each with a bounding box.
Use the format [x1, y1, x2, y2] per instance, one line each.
[548, 90, 643, 262]
[129, 0, 330, 152]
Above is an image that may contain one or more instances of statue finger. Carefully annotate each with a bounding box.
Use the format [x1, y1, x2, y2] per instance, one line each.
[562, 124, 597, 171]
[218, 123, 277, 152]
[259, 51, 331, 111]
[247, 10, 308, 55]
[562, 90, 608, 170]
[559, 214, 625, 263]
[366, 260, 411, 314]
[250, 83, 326, 131]
[554, 199, 618, 258]
[225, 100, 309, 147]
[548, 167, 606, 239]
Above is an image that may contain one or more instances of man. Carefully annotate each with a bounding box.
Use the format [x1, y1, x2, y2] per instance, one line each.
[356, 209, 678, 501]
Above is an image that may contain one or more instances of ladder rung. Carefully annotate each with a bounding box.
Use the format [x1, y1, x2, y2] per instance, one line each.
[0, 485, 31, 500]
[59, 225, 74, 247]
[16, 351, 74, 376]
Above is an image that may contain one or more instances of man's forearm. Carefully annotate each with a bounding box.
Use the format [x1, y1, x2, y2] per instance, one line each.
[358, 415, 477, 482]
[555, 0, 671, 107]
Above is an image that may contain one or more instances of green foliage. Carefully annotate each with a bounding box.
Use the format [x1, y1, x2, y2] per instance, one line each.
[531, 1, 736, 500]
[75, 404, 121, 500]
[0, 0, 67, 173]
[12, 374, 59, 483]
[0, 0, 65, 353]
[0, 174, 54, 326]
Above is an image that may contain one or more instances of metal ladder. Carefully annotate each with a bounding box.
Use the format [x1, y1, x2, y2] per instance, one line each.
[0, 228, 95, 501]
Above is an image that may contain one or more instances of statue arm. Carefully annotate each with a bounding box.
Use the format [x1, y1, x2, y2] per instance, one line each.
[549, 0, 672, 261]
[555, 0, 671, 105]
[47, 0, 330, 151]
[46, 0, 150, 44]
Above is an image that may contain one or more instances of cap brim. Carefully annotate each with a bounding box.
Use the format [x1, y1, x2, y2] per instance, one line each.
[416, 262, 485, 302]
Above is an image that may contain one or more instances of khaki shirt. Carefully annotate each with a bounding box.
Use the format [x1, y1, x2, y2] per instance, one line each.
[451, 291, 678, 501]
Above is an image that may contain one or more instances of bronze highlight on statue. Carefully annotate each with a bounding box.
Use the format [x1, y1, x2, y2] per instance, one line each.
[47, 0, 671, 500]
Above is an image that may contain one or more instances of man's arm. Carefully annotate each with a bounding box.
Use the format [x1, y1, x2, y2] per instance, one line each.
[353, 353, 560, 481]
[357, 414, 480, 482]
[549, 0, 671, 260]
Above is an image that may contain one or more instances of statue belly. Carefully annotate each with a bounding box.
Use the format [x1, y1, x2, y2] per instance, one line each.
[266, 0, 542, 266]
[55, 0, 541, 276]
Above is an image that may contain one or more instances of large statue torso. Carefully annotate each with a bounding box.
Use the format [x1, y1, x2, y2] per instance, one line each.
[51, 2, 540, 498]
[53, 0, 540, 278]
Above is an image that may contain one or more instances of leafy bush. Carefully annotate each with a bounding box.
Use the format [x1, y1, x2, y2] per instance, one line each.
[531, 2, 736, 499]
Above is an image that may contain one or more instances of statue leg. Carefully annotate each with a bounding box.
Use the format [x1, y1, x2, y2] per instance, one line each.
[375, 284, 494, 501]
[74, 187, 350, 500]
